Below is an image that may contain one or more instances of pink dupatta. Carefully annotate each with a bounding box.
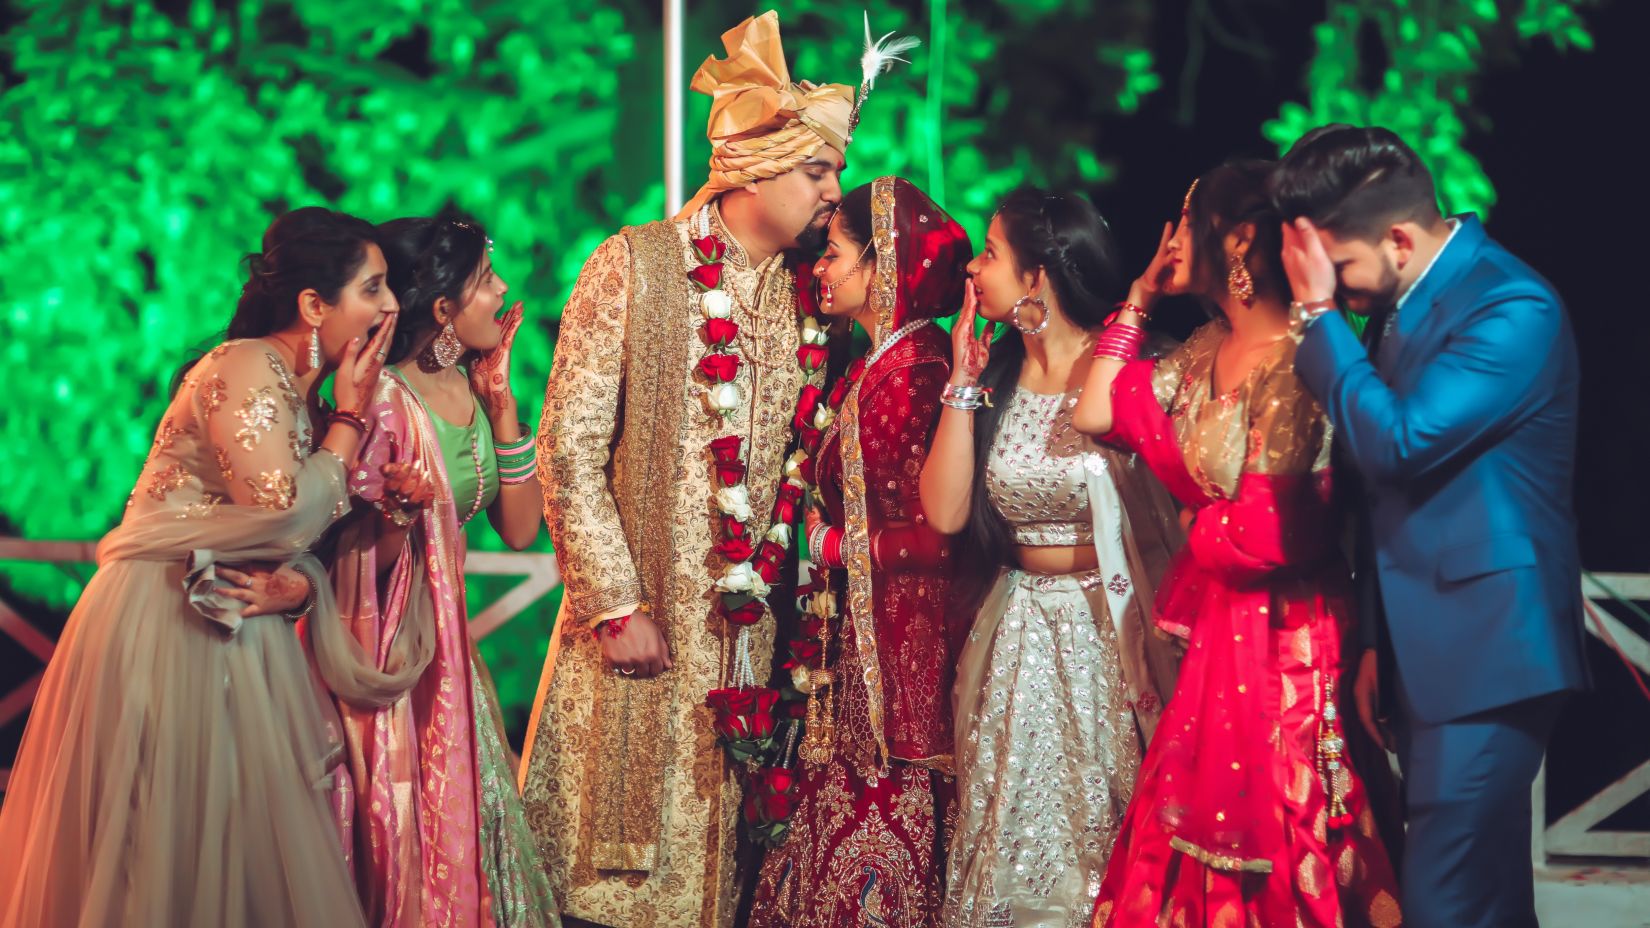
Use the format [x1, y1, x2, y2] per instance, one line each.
[321, 373, 498, 927]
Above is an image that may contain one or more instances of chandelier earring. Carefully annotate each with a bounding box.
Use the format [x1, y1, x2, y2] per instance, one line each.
[1227, 252, 1255, 307]
[1011, 294, 1049, 336]
[307, 325, 323, 371]
[421, 322, 464, 370]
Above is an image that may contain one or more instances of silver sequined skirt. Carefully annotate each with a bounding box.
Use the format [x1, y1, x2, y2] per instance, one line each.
[942, 568, 1143, 928]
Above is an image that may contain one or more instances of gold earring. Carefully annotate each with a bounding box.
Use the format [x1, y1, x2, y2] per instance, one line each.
[1227, 252, 1254, 307]
[421, 322, 463, 370]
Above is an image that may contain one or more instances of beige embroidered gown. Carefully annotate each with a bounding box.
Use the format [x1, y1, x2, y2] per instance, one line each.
[519, 206, 806, 928]
[0, 340, 366, 927]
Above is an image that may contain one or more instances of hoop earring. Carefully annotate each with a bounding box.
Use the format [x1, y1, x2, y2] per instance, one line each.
[307, 326, 323, 370]
[1011, 295, 1049, 336]
[1227, 252, 1255, 307]
[421, 322, 464, 370]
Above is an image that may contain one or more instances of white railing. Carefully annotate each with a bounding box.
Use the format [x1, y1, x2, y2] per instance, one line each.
[1533, 572, 1650, 864]
[0, 538, 559, 790]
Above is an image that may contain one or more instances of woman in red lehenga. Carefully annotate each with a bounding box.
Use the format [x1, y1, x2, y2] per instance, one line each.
[747, 176, 969, 928]
[1072, 161, 1403, 928]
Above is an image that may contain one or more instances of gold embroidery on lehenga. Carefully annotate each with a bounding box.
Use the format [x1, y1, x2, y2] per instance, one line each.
[147, 463, 192, 501]
[245, 470, 296, 510]
[234, 387, 280, 450]
[216, 448, 234, 484]
[200, 376, 229, 415]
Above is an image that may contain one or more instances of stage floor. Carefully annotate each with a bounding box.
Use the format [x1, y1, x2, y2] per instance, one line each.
[1537, 865, 1650, 927]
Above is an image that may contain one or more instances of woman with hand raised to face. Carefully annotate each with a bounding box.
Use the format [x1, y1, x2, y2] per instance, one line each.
[315, 215, 559, 928]
[1073, 161, 1403, 928]
[0, 206, 417, 928]
[918, 188, 1183, 927]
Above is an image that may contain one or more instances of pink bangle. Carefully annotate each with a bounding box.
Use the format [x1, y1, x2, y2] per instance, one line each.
[1094, 322, 1145, 361]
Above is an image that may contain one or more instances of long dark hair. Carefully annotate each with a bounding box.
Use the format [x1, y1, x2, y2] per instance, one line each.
[173, 206, 376, 391]
[956, 187, 1123, 607]
[1185, 160, 1288, 314]
[375, 215, 491, 365]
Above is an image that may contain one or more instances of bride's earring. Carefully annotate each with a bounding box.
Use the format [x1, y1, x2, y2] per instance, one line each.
[307, 325, 322, 370]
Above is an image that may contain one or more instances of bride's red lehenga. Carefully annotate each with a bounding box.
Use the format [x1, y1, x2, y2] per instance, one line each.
[748, 176, 969, 928]
[1093, 322, 1403, 928]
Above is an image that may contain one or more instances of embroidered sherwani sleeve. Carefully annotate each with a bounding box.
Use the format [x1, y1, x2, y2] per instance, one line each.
[538, 234, 642, 626]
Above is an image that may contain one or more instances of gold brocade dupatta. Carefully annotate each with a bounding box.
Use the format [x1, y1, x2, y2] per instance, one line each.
[834, 177, 902, 771]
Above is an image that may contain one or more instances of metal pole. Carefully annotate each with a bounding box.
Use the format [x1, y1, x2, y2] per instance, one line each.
[664, 0, 684, 218]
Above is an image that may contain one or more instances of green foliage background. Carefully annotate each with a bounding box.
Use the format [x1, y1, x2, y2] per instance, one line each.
[0, 0, 1599, 731]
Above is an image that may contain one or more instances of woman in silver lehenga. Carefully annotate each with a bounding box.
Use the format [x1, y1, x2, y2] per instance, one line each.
[919, 189, 1183, 928]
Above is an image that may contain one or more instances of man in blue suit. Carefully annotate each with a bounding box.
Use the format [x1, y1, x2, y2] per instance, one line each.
[1270, 125, 1588, 928]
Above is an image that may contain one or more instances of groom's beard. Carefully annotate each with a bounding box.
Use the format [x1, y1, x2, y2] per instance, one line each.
[793, 207, 835, 254]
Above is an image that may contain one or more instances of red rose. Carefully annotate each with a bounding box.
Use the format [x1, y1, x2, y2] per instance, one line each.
[753, 557, 781, 584]
[754, 687, 780, 715]
[724, 688, 759, 716]
[704, 318, 740, 347]
[758, 539, 787, 565]
[796, 344, 828, 373]
[788, 640, 821, 666]
[722, 599, 765, 626]
[790, 256, 820, 315]
[715, 536, 754, 562]
[709, 434, 743, 462]
[692, 235, 727, 263]
[800, 426, 823, 454]
[748, 706, 776, 740]
[688, 263, 723, 291]
[799, 615, 824, 640]
[797, 454, 816, 485]
[722, 516, 747, 540]
[715, 460, 747, 486]
[773, 483, 803, 525]
[792, 385, 824, 431]
[764, 766, 796, 795]
[743, 793, 762, 824]
[698, 352, 741, 383]
[761, 790, 793, 822]
[828, 377, 852, 409]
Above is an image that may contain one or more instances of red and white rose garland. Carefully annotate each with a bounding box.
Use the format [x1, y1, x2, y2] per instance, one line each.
[690, 226, 828, 835]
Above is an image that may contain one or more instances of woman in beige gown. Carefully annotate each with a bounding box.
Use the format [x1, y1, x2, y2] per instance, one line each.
[0, 207, 415, 927]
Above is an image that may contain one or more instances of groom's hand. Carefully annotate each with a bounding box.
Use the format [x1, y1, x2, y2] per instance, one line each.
[602, 613, 674, 679]
[1352, 648, 1392, 751]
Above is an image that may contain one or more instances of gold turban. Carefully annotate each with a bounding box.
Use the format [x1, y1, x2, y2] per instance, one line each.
[675, 11, 855, 221]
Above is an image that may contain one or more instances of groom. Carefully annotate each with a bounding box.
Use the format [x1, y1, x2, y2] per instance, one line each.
[1272, 125, 1589, 928]
[518, 12, 856, 928]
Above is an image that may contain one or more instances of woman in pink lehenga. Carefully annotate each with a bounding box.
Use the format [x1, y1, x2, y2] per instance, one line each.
[313, 216, 558, 927]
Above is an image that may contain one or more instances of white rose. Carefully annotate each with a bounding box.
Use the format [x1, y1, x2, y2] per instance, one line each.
[700, 289, 733, 319]
[791, 663, 815, 694]
[716, 561, 756, 593]
[812, 404, 835, 431]
[766, 522, 792, 548]
[806, 590, 837, 619]
[800, 315, 829, 345]
[749, 573, 772, 600]
[783, 449, 810, 483]
[714, 485, 753, 522]
[707, 382, 742, 415]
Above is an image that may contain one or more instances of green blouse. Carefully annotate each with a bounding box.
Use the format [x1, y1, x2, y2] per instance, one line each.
[393, 370, 499, 524]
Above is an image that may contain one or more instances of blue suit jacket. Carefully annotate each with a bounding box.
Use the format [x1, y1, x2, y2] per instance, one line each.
[1295, 215, 1589, 725]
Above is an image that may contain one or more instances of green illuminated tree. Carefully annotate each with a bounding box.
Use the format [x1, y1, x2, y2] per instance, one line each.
[1265, 0, 1599, 216]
